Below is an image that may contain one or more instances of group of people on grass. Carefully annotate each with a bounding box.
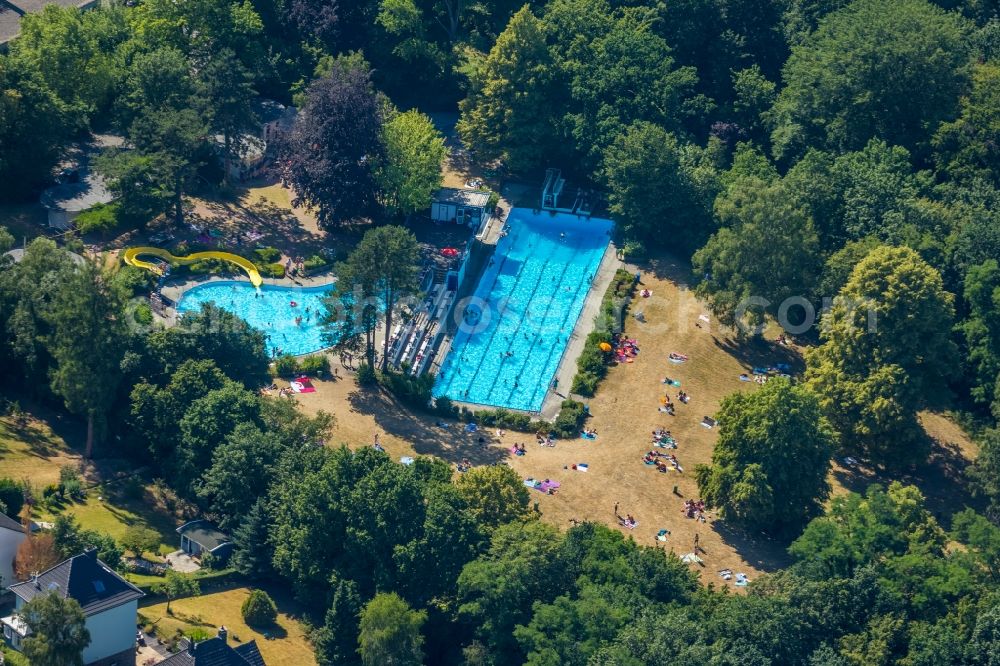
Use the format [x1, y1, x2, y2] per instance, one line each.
[683, 499, 707, 521]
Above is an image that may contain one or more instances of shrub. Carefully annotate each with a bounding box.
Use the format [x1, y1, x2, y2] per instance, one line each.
[297, 354, 330, 376]
[552, 400, 587, 438]
[0, 478, 24, 518]
[133, 302, 153, 326]
[433, 396, 458, 419]
[254, 247, 281, 263]
[356, 362, 377, 385]
[379, 369, 435, 408]
[199, 552, 217, 571]
[622, 240, 647, 261]
[112, 265, 154, 295]
[74, 202, 121, 234]
[303, 254, 329, 273]
[570, 269, 635, 397]
[273, 354, 298, 377]
[62, 478, 83, 500]
[475, 409, 533, 431]
[261, 262, 285, 279]
[570, 372, 600, 397]
[241, 589, 277, 626]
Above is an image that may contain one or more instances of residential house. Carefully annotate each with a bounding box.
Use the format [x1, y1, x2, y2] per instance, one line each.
[219, 99, 297, 182]
[176, 520, 234, 565]
[158, 626, 266, 666]
[0, 512, 26, 591]
[2, 548, 144, 666]
[0, 0, 102, 51]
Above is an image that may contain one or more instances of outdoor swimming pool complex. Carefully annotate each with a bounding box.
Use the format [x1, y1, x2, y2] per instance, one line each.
[176, 281, 334, 356]
[433, 208, 614, 411]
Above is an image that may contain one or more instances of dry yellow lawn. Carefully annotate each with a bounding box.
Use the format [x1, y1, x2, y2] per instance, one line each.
[140, 587, 316, 666]
[289, 254, 979, 589]
[0, 412, 83, 486]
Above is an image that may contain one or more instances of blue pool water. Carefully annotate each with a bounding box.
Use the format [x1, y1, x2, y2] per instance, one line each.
[433, 208, 613, 411]
[176, 281, 334, 356]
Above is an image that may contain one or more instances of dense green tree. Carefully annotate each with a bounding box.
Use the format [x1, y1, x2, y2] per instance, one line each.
[695, 378, 834, 533]
[377, 109, 446, 217]
[177, 383, 261, 489]
[121, 525, 160, 559]
[7, 5, 122, 125]
[770, 0, 970, 161]
[0, 477, 24, 520]
[788, 483, 946, 578]
[806, 246, 957, 467]
[968, 429, 1000, 522]
[46, 261, 127, 458]
[458, 521, 567, 658]
[457, 6, 559, 171]
[454, 464, 530, 534]
[326, 226, 421, 371]
[230, 499, 274, 580]
[603, 122, 719, 251]
[50, 515, 122, 569]
[0, 56, 74, 198]
[198, 48, 259, 172]
[198, 423, 286, 529]
[934, 63, 1000, 186]
[127, 107, 211, 226]
[116, 47, 195, 125]
[315, 576, 363, 666]
[17, 591, 91, 666]
[959, 260, 1000, 415]
[817, 237, 880, 301]
[693, 177, 821, 331]
[357, 592, 426, 666]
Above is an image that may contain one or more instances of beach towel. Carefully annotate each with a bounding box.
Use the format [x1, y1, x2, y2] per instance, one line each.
[290, 377, 316, 393]
[719, 569, 733, 581]
[523, 478, 537, 488]
[735, 573, 749, 587]
[620, 519, 638, 530]
[657, 529, 669, 542]
[698, 314, 710, 323]
[400, 456, 414, 465]
[580, 432, 597, 440]
[465, 423, 478, 433]
[701, 416, 717, 429]
[575, 463, 588, 472]
[663, 379, 681, 387]
[537, 480, 560, 493]
[668, 353, 688, 364]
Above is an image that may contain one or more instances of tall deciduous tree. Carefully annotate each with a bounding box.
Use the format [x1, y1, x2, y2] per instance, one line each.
[17, 591, 91, 666]
[806, 246, 957, 467]
[694, 378, 835, 534]
[284, 57, 385, 226]
[934, 63, 1000, 186]
[325, 226, 421, 370]
[769, 0, 970, 161]
[46, 262, 127, 458]
[377, 109, 446, 217]
[959, 260, 1000, 416]
[693, 177, 821, 331]
[457, 6, 558, 171]
[357, 592, 427, 666]
[603, 122, 719, 252]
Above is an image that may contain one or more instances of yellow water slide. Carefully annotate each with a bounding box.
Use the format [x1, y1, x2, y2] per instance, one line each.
[123, 247, 263, 288]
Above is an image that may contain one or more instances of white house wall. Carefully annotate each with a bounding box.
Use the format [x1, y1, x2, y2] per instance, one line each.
[81, 600, 137, 665]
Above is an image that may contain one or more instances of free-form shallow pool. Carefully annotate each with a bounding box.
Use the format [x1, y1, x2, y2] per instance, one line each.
[433, 208, 613, 411]
[176, 281, 334, 356]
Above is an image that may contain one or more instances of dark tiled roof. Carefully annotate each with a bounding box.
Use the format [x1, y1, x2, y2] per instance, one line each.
[159, 638, 266, 666]
[177, 520, 231, 552]
[8, 549, 143, 615]
[0, 511, 23, 533]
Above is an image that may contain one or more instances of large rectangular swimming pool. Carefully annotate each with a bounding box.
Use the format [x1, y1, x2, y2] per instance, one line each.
[433, 208, 613, 411]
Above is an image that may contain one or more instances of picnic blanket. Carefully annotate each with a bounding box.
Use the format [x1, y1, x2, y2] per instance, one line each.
[581, 432, 597, 440]
[524, 478, 561, 493]
[657, 529, 670, 542]
[290, 376, 316, 393]
[574, 463, 588, 472]
[701, 416, 717, 429]
[668, 353, 688, 364]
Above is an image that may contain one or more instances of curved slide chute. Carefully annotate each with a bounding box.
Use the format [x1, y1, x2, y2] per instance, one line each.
[123, 247, 263, 288]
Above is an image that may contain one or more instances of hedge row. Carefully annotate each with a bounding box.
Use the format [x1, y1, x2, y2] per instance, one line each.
[571, 268, 637, 397]
[272, 353, 331, 377]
